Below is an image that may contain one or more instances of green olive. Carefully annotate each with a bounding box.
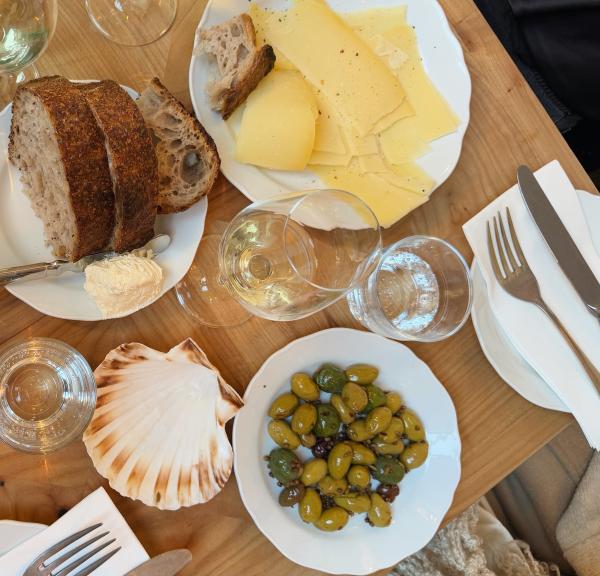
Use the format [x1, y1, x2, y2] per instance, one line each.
[291, 403, 317, 435]
[347, 419, 373, 442]
[268, 448, 303, 484]
[347, 464, 370, 489]
[314, 507, 349, 531]
[318, 475, 348, 496]
[334, 493, 371, 514]
[378, 417, 405, 444]
[268, 393, 299, 419]
[348, 441, 376, 465]
[345, 363, 379, 385]
[385, 392, 403, 414]
[300, 458, 328, 486]
[314, 404, 341, 438]
[300, 432, 317, 448]
[366, 406, 393, 435]
[371, 436, 405, 455]
[278, 483, 305, 507]
[314, 364, 347, 394]
[342, 382, 368, 413]
[368, 493, 392, 527]
[299, 488, 322, 523]
[401, 441, 429, 470]
[364, 384, 387, 412]
[268, 420, 301, 450]
[331, 394, 355, 424]
[400, 409, 426, 441]
[291, 373, 320, 401]
[372, 455, 406, 484]
[327, 442, 353, 480]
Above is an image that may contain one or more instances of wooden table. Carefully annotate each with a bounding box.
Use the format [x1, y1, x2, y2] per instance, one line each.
[0, 1, 594, 574]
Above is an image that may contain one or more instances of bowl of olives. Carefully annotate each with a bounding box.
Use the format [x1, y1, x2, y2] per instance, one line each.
[233, 328, 460, 575]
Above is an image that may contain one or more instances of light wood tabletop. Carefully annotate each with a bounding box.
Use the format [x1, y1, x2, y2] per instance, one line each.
[0, 0, 594, 574]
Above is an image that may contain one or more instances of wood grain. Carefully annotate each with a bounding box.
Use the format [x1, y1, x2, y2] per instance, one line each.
[0, 0, 592, 574]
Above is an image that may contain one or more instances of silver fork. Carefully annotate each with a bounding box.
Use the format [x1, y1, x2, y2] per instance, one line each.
[487, 207, 600, 394]
[24, 523, 121, 576]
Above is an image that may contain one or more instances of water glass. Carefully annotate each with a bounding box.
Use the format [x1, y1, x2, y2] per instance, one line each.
[347, 236, 472, 342]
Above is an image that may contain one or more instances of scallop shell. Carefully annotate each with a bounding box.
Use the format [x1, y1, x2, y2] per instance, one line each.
[83, 338, 244, 510]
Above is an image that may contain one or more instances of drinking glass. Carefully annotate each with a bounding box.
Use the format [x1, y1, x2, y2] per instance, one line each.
[0, 338, 97, 453]
[85, 0, 178, 46]
[176, 190, 382, 326]
[0, 0, 58, 110]
[347, 236, 472, 342]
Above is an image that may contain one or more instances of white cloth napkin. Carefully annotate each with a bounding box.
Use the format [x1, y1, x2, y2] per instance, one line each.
[463, 160, 600, 448]
[0, 487, 149, 575]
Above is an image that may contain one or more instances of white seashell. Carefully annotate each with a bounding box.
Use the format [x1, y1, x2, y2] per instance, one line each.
[83, 338, 244, 510]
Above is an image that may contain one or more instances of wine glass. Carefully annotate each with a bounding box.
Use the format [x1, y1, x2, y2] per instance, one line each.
[176, 190, 382, 326]
[85, 0, 178, 46]
[0, 0, 58, 110]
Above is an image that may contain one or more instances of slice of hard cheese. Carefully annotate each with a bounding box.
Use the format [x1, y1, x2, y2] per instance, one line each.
[235, 70, 318, 171]
[249, 4, 296, 70]
[309, 149, 352, 167]
[313, 91, 348, 154]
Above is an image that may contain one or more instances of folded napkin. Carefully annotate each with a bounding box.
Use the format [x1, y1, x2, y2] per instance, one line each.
[463, 160, 600, 448]
[0, 487, 148, 576]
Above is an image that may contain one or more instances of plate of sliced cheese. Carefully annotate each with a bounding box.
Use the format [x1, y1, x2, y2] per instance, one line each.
[190, 0, 471, 228]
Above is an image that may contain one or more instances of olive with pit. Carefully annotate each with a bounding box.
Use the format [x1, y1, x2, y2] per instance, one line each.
[268, 448, 303, 484]
[347, 419, 373, 442]
[314, 364, 347, 394]
[345, 363, 379, 385]
[347, 464, 370, 489]
[401, 441, 429, 470]
[368, 493, 392, 527]
[314, 507, 349, 531]
[299, 488, 322, 523]
[331, 394, 355, 424]
[268, 393, 299, 419]
[385, 392, 403, 414]
[268, 420, 301, 450]
[291, 403, 317, 435]
[371, 436, 405, 456]
[342, 382, 368, 413]
[348, 441, 376, 465]
[327, 442, 353, 480]
[300, 458, 328, 486]
[378, 417, 405, 444]
[372, 455, 406, 484]
[334, 493, 371, 514]
[278, 483, 305, 507]
[291, 373, 320, 401]
[318, 475, 348, 496]
[364, 384, 387, 412]
[300, 433, 317, 448]
[314, 404, 341, 438]
[366, 406, 393, 435]
[400, 408, 426, 441]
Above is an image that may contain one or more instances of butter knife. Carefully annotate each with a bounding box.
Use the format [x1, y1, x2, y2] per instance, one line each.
[0, 234, 171, 287]
[517, 165, 600, 319]
[124, 550, 192, 576]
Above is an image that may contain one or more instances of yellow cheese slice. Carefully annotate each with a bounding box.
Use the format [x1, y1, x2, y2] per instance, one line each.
[249, 4, 296, 70]
[309, 149, 352, 167]
[341, 6, 408, 36]
[343, 128, 379, 156]
[369, 99, 414, 135]
[378, 125, 432, 164]
[357, 154, 388, 174]
[378, 163, 436, 196]
[235, 70, 318, 171]
[313, 91, 348, 154]
[252, 0, 406, 136]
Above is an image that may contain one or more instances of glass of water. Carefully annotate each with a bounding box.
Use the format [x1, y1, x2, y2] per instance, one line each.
[0, 338, 96, 453]
[347, 236, 472, 342]
[0, 0, 58, 109]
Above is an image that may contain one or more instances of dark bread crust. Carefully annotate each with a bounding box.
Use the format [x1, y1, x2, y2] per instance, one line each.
[79, 80, 157, 251]
[8, 76, 115, 261]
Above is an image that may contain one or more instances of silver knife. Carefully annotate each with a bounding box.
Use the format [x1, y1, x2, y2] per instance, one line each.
[0, 234, 171, 287]
[517, 165, 600, 319]
[124, 549, 192, 576]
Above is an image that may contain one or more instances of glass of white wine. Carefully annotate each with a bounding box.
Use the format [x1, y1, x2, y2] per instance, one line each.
[176, 190, 382, 326]
[0, 0, 58, 110]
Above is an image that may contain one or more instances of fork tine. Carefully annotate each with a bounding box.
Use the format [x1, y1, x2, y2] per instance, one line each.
[54, 539, 116, 576]
[72, 547, 121, 576]
[505, 207, 528, 268]
[486, 221, 504, 281]
[29, 524, 103, 566]
[498, 208, 519, 271]
[493, 214, 510, 276]
[44, 532, 110, 572]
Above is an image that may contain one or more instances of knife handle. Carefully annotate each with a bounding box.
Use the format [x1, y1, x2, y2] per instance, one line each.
[0, 261, 63, 287]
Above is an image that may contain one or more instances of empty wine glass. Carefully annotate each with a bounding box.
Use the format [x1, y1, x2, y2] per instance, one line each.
[85, 0, 178, 46]
[0, 0, 58, 110]
[176, 190, 382, 326]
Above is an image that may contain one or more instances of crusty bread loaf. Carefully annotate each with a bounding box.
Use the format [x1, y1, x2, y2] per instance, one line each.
[8, 76, 115, 261]
[199, 14, 275, 119]
[79, 80, 157, 252]
[137, 78, 220, 213]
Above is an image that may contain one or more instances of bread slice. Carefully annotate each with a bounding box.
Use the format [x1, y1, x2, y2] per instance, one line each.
[79, 80, 157, 252]
[137, 78, 220, 213]
[199, 14, 275, 119]
[8, 76, 114, 261]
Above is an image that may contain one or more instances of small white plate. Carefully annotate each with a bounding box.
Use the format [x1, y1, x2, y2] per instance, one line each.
[0, 520, 47, 557]
[233, 327, 461, 575]
[0, 85, 207, 321]
[189, 0, 471, 214]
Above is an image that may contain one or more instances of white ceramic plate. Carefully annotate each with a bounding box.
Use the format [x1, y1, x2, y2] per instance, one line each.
[0, 85, 207, 321]
[0, 520, 47, 557]
[189, 0, 471, 210]
[233, 327, 461, 575]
